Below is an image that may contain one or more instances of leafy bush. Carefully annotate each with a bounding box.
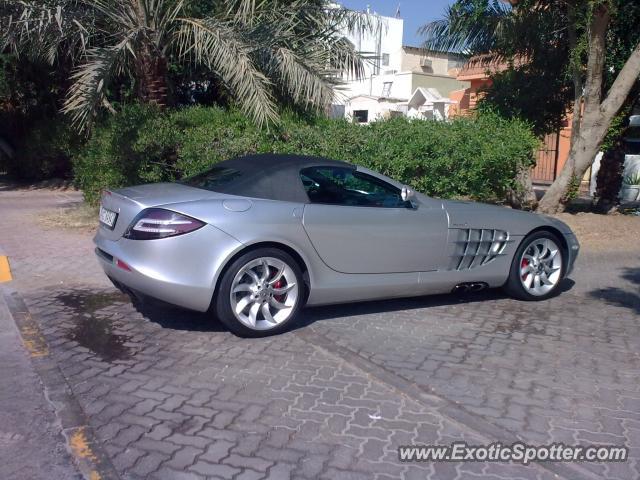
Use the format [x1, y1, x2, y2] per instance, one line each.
[623, 172, 640, 186]
[0, 54, 77, 181]
[74, 105, 538, 205]
[72, 105, 161, 203]
[0, 118, 77, 180]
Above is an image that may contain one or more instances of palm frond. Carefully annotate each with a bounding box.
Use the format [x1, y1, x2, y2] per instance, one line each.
[226, 0, 257, 25]
[328, 35, 371, 80]
[155, 0, 184, 47]
[3, 0, 381, 129]
[1, 0, 97, 63]
[420, 0, 511, 54]
[270, 46, 335, 108]
[176, 16, 278, 127]
[62, 36, 133, 130]
[323, 3, 384, 39]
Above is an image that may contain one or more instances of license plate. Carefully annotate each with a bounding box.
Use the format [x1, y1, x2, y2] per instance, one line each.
[99, 206, 118, 229]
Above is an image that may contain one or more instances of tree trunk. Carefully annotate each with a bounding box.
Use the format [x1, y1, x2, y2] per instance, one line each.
[132, 0, 170, 107]
[567, 1, 583, 148]
[508, 166, 538, 210]
[538, 118, 607, 212]
[135, 49, 170, 107]
[537, 5, 640, 213]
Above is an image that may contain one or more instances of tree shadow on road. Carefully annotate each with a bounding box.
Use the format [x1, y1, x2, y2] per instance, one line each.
[587, 267, 640, 314]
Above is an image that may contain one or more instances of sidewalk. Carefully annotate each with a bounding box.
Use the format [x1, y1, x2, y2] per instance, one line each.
[0, 291, 80, 480]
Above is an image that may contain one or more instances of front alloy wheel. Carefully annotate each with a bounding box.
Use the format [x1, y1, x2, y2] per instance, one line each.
[519, 238, 562, 296]
[505, 231, 565, 301]
[215, 248, 305, 337]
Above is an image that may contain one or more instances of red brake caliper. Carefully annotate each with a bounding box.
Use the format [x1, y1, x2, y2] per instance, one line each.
[521, 258, 529, 280]
[270, 267, 286, 302]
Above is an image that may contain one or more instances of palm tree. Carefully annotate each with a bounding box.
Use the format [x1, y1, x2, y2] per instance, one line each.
[419, 0, 575, 210]
[420, 0, 640, 214]
[419, 0, 512, 56]
[1, 0, 374, 130]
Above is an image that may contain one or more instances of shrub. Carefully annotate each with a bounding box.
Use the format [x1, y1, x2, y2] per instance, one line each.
[73, 105, 161, 203]
[73, 105, 538, 205]
[134, 106, 263, 179]
[0, 118, 77, 180]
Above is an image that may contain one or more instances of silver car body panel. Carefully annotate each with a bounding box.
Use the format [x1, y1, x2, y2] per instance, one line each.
[95, 224, 242, 311]
[94, 161, 579, 312]
[302, 203, 449, 273]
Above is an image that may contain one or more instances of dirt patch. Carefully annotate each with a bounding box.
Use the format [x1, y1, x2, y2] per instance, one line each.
[37, 203, 98, 232]
[554, 212, 640, 252]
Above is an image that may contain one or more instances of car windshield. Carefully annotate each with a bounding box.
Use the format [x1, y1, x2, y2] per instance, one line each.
[180, 167, 243, 191]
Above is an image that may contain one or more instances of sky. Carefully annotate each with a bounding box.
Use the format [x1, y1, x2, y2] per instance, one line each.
[339, 0, 455, 47]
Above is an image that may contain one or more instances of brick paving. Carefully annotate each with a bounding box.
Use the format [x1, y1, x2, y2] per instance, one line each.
[1, 185, 639, 479]
[25, 287, 563, 480]
[301, 291, 640, 479]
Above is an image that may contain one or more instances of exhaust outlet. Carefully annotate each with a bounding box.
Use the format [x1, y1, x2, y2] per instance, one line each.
[469, 282, 488, 292]
[452, 282, 489, 294]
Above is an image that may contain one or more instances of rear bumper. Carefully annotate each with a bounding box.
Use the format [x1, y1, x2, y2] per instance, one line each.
[94, 224, 242, 312]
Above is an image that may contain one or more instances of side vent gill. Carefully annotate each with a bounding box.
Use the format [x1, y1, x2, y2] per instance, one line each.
[450, 228, 510, 270]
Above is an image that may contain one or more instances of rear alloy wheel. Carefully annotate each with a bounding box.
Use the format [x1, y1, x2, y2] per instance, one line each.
[215, 248, 305, 337]
[504, 231, 565, 301]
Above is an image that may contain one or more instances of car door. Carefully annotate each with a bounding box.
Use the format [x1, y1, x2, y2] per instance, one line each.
[300, 166, 448, 274]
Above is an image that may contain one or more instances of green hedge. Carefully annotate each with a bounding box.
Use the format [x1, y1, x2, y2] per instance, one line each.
[0, 118, 77, 180]
[73, 105, 539, 204]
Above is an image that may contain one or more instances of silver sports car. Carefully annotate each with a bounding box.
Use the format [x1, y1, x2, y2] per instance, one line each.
[95, 154, 580, 337]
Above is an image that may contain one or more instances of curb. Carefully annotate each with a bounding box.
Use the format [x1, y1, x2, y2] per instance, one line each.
[0, 246, 11, 283]
[2, 288, 121, 480]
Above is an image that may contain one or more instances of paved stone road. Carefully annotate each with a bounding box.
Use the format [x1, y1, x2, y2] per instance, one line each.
[1, 185, 639, 479]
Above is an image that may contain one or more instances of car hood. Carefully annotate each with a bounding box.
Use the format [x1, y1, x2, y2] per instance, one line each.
[441, 199, 574, 236]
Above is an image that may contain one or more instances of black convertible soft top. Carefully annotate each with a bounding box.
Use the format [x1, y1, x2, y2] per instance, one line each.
[182, 154, 354, 203]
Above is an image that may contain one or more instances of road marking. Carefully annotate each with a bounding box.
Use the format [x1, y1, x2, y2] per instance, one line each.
[0, 256, 11, 282]
[69, 427, 98, 462]
[17, 314, 49, 358]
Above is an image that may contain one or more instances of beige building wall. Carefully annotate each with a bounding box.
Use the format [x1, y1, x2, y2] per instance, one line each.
[401, 47, 466, 77]
[409, 73, 469, 98]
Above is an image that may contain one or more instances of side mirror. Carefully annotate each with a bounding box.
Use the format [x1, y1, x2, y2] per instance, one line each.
[401, 186, 415, 202]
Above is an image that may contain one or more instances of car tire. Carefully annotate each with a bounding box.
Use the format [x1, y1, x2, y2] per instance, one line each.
[214, 248, 306, 337]
[503, 230, 566, 301]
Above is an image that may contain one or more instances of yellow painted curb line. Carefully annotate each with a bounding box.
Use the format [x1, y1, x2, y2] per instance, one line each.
[0, 256, 11, 283]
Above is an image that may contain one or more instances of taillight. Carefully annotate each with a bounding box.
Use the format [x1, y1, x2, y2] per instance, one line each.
[124, 208, 205, 240]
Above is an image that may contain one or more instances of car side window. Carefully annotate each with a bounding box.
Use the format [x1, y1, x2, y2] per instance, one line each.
[300, 166, 409, 208]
